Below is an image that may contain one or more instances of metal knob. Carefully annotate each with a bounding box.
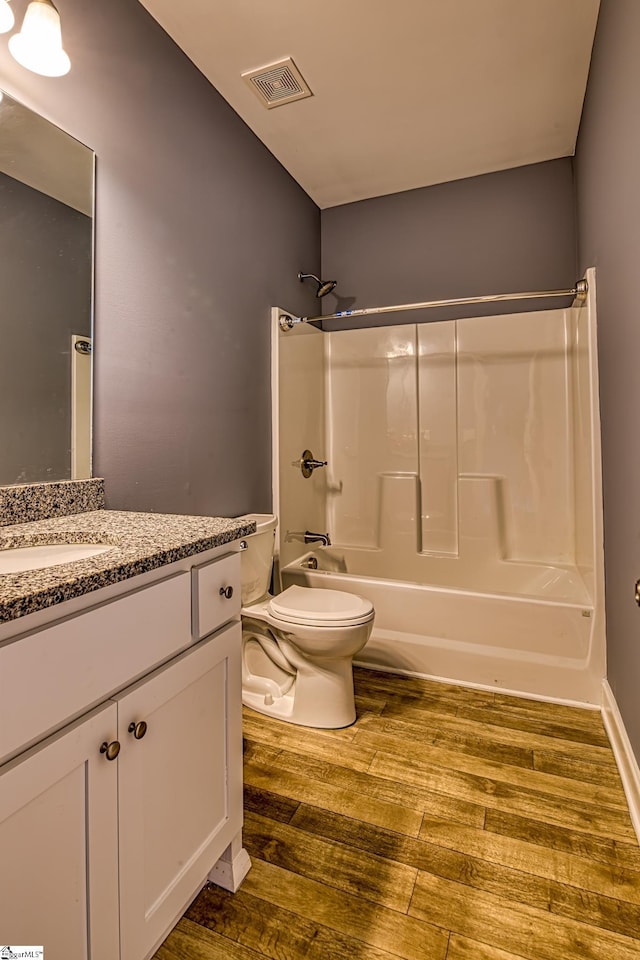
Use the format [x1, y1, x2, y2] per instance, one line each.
[239, 540, 248, 551]
[219, 585, 234, 599]
[128, 720, 148, 740]
[299, 449, 328, 479]
[635, 579, 640, 606]
[100, 740, 121, 761]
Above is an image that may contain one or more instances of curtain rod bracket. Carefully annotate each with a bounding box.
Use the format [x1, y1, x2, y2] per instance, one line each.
[279, 314, 300, 331]
[574, 279, 589, 304]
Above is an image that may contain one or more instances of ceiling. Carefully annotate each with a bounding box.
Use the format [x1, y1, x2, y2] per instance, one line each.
[138, 0, 601, 209]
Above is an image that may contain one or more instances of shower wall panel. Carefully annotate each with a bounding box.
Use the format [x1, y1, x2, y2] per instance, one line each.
[457, 310, 574, 565]
[275, 321, 327, 571]
[418, 321, 458, 555]
[571, 303, 597, 596]
[326, 326, 418, 549]
[327, 307, 579, 575]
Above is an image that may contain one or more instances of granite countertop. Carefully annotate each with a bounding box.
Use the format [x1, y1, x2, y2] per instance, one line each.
[0, 509, 256, 624]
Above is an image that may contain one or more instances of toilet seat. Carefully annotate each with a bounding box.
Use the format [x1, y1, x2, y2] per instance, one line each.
[267, 585, 374, 628]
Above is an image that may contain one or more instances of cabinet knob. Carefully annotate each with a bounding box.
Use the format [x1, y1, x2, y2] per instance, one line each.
[219, 585, 234, 599]
[128, 720, 148, 740]
[100, 740, 121, 761]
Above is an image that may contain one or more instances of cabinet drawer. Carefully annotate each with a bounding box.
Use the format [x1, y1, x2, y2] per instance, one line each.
[192, 552, 240, 639]
[0, 572, 191, 763]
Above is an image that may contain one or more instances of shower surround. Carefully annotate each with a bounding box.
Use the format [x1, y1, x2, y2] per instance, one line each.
[272, 270, 604, 704]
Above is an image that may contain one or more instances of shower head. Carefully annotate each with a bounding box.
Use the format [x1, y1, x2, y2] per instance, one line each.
[298, 272, 337, 298]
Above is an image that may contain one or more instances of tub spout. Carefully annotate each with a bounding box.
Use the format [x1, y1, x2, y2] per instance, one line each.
[285, 530, 332, 547]
[304, 531, 331, 547]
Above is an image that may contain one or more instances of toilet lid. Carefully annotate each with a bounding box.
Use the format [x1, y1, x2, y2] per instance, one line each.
[268, 585, 374, 625]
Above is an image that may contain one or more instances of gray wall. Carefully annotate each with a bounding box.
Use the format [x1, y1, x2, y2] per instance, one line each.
[575, 0, 640, 758]
[0, 173, 92, 485]
[321, 159, 577, 329]
[0, 0, 319, 515]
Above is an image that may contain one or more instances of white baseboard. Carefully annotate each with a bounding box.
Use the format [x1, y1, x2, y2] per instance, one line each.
[601, 680, 640, 844]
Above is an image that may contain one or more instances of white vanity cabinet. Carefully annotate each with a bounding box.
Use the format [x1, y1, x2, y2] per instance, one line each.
[0, 701, 120, 958]
[117, 622, 241, 960]
[0, 543, 245, 960]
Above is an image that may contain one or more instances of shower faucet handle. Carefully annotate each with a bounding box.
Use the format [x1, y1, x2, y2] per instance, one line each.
[299, 449, 328, 478]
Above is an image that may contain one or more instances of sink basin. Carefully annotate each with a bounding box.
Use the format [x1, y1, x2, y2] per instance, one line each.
[0, 543, 112, 574]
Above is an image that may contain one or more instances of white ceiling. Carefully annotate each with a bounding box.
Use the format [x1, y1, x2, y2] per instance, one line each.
[139, 0, 601, 209]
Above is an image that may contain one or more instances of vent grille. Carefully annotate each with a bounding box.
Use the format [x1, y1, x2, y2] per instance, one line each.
[242, 58, 312, 109]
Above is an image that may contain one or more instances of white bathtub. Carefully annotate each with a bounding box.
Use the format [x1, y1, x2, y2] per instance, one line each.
[281, 549, 603, 705]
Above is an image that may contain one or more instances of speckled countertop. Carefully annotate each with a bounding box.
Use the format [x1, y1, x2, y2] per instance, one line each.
[0, 510, 256, 624]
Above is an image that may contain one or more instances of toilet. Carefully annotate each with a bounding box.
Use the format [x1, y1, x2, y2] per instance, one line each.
[238, 514, 374, 729]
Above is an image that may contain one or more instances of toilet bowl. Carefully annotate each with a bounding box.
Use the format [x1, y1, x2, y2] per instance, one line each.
[238, 514, 374, 729]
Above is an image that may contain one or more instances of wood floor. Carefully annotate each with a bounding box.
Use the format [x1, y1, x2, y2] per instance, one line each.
[155, 667, 640, 960]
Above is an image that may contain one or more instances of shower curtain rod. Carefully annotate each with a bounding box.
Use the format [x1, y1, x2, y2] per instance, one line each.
[279, 279, 589, 331]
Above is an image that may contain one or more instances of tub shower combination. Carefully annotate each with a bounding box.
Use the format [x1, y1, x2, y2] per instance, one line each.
[272, 269, 604, 705]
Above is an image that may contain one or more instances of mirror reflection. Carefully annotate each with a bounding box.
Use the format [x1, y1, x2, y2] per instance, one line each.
[0, 88, 94, 487]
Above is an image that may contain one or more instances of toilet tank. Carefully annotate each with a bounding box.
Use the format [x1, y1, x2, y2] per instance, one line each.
[237, 514, 277, 605]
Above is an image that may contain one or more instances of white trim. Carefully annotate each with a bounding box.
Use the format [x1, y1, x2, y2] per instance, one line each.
[583, 267, 607, 699]
[601, 679, 640, 844]
[270, 308, 281, 524]
[270, 307, 283, 591]
[71, 334, 92, 480]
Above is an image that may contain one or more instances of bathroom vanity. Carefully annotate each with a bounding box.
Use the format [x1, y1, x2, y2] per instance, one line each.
[0, 502, 255, 960]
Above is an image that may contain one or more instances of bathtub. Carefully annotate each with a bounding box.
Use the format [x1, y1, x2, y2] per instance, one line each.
[281, 548, 603, 705]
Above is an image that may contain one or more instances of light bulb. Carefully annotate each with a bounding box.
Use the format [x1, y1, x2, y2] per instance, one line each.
[9, 0, 70, 77]
[0, 0, 14, 34]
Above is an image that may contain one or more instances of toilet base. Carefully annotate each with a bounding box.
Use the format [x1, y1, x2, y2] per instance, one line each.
[243, 685, 296, 722]
[242, 656, 358, 729]
[241, 603, 374, 729]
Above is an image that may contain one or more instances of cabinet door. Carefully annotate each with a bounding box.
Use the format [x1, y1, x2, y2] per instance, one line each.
[0, 702, 120, 960]
[116, 622, 243, 960]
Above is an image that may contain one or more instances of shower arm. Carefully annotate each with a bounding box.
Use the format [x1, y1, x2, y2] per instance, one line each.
[279, 279, 589, 331]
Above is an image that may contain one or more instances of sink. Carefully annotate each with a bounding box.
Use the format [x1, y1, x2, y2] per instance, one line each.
[0, 543, 113, 574]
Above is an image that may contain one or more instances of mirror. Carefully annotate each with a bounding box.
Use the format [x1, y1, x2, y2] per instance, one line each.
[0, 88, 94, 487]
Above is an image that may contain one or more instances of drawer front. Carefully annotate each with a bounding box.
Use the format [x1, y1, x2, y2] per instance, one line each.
[192, 552, 241, 639]
[0, 572, 192, 763]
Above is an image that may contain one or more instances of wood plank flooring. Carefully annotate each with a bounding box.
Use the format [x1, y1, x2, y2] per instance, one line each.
[155, 667, 640, 960]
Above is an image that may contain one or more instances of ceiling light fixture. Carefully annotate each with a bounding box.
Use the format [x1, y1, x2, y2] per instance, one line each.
[0, 0, 14, 34]
[9, 0, 70, 77]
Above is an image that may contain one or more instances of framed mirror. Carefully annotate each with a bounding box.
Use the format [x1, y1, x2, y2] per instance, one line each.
[0, 88, 94, 487]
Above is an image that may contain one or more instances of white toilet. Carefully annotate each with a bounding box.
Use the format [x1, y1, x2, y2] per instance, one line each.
[238, 514, 374, 729]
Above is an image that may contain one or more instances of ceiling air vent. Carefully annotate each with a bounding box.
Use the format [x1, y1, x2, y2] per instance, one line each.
[242, 58, 312, 109]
